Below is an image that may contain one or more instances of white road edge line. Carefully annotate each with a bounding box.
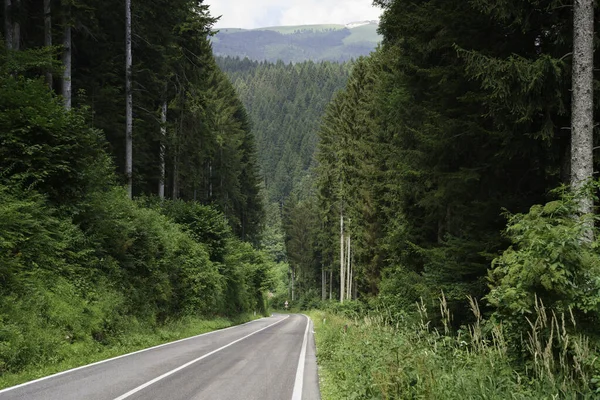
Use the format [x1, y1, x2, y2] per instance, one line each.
[113, 314, 290, 400]
[291, 314, 310, 400]
[0, 317, 265, 394]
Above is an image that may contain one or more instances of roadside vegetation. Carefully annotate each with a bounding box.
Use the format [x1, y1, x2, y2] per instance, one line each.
[0, 1, 275, 388]
[278, 0, 600, 396]
[0, 315, 255, 389]
[309, 298, 599, 399]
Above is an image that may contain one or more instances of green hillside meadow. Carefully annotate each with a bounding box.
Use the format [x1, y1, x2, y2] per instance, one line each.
[211, 22, 381, 63]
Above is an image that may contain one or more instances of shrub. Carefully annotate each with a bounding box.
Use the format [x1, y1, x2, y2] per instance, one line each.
[0, 73, 112, 206]
[487, 187, 600, 337]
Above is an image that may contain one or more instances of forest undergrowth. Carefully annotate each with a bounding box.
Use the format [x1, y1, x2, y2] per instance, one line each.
[309, 298, 599, 399]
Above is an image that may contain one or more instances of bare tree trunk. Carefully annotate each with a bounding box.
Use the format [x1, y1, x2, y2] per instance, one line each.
[4, 0, 13, 50]
[322, 267, 326, 301]
[158, 99, 167, 199]
[61, 4, 71, 109]
[291, 267, 295, 302]
[571, 0, 594, 237]
[44, 0, 53, 88]
[329, 269, 332, 300]
[125, 0, 133, 198]
[346, 236, 351, 300]
[340, 214, 345, 303]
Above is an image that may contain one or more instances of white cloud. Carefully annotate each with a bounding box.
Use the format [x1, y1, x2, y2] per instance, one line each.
[204, 0, 382, 29]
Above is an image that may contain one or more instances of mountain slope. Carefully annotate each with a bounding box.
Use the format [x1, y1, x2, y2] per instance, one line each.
[212, 22, 380, 63]
[217, 57, 351, 202]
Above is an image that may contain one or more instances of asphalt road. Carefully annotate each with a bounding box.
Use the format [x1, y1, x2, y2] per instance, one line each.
[0, 314, 320, 400]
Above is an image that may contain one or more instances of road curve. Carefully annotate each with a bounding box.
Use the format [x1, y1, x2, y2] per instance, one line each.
[0, 314, 320, 400]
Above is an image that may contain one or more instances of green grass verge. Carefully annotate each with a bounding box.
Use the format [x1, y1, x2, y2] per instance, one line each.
[0, 314, 259, 390]
[307, 309, 596, 399]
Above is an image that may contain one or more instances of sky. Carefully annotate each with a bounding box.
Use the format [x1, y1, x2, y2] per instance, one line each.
[204, 0, 383, 29]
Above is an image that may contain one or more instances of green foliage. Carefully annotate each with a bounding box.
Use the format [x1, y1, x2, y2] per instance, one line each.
[487, 187, 600, 333]
[0, 314, 253, 389]
[218, 56, 351, 204]
[0, 71, 111, 205]
[0, 186, 124, 373]
[0, 181, 272, 374]
[310, 306, 597, 399]
[158, 199, 232, 263]
[222, 240, 275, 316]
[0, 43, 271, 379]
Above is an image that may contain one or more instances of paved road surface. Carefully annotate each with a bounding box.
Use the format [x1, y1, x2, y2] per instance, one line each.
[0, 314, 320, 400]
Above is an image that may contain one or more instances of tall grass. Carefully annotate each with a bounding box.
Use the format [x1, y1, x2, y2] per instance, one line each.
[308, 297, 598, 399]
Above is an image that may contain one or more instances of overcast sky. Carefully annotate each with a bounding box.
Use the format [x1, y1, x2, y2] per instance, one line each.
[204, 0, 382, 29]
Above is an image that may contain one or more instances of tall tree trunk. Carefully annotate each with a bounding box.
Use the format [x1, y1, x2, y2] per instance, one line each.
[291, 267, 295, 302]
[322, 267, 326, 301]
[4, 0, 13, 50]
[125, 0, 133, 198]
[158, 99, 167, 199]
[329, 269, 332, 300]
[44, 0, 53, 88]
[571, 0, 594, 234]
[346, 235, 351, 300]
[340, 214, 345, 303]
[61, 3, 71, 110]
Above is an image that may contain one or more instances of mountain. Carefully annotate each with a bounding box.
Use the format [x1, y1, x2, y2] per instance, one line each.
[211, 21, 381, 63]
[217, 57, 351, 203]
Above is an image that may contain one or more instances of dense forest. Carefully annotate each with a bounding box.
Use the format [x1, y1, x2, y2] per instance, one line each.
[282, 0, 600, 317]
[217, 57, 352, 304]
[218, 56, 350, 203]
[2, 0, 600, 396]
[289, 0, 600, 397]
[0, 0, 276, 380]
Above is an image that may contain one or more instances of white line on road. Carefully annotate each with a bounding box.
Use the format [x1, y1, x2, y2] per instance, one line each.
[113, 314, 290, 400]
[0, 317, 262, 395]
[291, 314, 310, 400]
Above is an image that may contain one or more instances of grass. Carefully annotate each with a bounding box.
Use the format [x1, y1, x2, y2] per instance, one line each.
[256, 24, 346, 34]
[307, 298, 598, 399]
[0, 314, 259, 390]
[343, 24, 381, 45]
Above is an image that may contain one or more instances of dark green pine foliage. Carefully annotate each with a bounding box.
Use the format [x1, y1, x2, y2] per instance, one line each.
[315, 56, 385, 297]
[217, 56, 351, 204]
[283, 193, 320, 299]
[369, 0, 567, 309]
[0, 0, 264, 242]
[310, 0, 600, 317]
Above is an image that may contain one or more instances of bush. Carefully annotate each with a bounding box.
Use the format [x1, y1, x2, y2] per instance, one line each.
[158, 200, 232, 263]
[487, 187, 600, 338]
[0, 187, 126, 372]
[0, 73, 112, 205]
[78, 188, 223, 319]
[222, 240, 275, 316]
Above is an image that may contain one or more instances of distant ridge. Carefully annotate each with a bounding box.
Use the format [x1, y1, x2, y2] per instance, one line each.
[211, 21, 381, 63]
[345, 20, 378, 28]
